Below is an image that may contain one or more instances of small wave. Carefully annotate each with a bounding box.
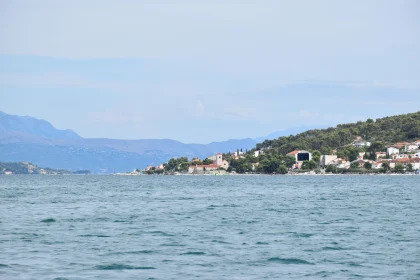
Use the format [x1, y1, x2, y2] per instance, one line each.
[292, 233, 313, 238]
[265, 208, 281, 212]
[347, 262, 363, 267]
[149, 231, 174, 237]
[212, 240, 230, 244]
[268, 257, 313, 265]
[256, 242, 269, 245]
[107, 250, 156, 255]
[306, 271, 335, 277]
[160, 243, 185, 247]
[181, 252, 205, 256]
[53, 278, 69, 280]
[41, 218, 56, 223]
[95, 264, 156, 270]
[322, 246, 345, 251]
[80, 234, 111, 238]
[0, 264, 9, 268]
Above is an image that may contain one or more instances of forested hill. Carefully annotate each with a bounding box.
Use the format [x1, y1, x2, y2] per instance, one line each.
[255, 111, 420, 154]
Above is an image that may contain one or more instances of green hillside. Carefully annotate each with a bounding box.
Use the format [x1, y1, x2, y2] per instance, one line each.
[145, 111, 420, 175]
[255, 111, 420, 154]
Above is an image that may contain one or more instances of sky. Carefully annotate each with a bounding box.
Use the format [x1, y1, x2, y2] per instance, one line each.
[1, 0, 419, 143]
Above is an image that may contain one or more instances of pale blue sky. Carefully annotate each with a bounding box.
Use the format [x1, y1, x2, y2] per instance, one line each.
[1, 0, 419, 143]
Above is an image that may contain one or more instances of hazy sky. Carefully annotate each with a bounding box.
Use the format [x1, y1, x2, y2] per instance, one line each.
[1, 0, 419, 143]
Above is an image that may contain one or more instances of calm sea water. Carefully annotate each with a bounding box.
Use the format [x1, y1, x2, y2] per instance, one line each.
[0, 175, 419, 280]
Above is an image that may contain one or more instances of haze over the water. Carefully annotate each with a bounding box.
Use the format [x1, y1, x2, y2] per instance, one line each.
[1, 0, 419, 143]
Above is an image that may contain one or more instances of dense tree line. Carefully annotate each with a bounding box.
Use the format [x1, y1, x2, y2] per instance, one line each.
[255, 111, 420, 154]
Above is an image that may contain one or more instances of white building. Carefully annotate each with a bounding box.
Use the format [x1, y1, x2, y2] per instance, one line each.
[406, 144, 419, 151]
[220, 160, 229, 170]
[288, 150, 312, 168]
[389, 158, 420, 170]
[352, 140, 371, 147]
[216, 153, 223, 166]
[144, 166, 155, 171]
[320, 155, 337, 166]
[207, 155, 217, 161]
[233, 151, 244, 157]
[387, 146, 400, 155]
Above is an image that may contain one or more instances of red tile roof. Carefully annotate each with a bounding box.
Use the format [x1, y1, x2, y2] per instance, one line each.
[288, 150, 300, 155]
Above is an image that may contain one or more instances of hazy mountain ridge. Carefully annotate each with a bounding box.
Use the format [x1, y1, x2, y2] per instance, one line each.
[0, 111, 323, 173]
[0, 112, 260, 173]
[0, 111, 81, 139]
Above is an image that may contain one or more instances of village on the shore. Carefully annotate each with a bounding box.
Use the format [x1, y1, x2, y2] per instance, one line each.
[117, 137, 420, 176]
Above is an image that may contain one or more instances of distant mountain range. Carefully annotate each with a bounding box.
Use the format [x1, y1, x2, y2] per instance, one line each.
[0, 111, 315, 173]
[0, 111, 81, 139]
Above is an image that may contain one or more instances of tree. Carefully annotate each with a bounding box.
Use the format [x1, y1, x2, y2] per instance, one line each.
[382, 162, 390, 172]
[202, 158, 214, 165]
[363, 118, 375, 141]
[236, 160, 251, 173]
[347, 148, 360, 162]
[179, 162, 190, 172]
[406, 163, 413, 172]
[325, 165, 337, 173]
[277, 165, 288, 174]
[311, 150, 321, 164]
[320, 146, 332, 155]
[350, 162, 359, 169]
[301, 160, 317, 170]
[283, 155, 296, 168]
[165, 158, 178, 171]
[363, 162, 372, 169]
[394, 163, 404, 173]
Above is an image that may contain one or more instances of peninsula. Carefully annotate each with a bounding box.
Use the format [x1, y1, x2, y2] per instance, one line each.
[139, 112, 420, 175]
[0, 161, 90, 175]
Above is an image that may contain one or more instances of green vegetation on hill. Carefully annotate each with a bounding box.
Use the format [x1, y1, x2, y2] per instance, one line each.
[255, 111, 420, 154]
[161, 111, 420, 174]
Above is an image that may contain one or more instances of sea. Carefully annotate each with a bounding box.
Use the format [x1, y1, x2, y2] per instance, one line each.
[0, 175, 419, 280]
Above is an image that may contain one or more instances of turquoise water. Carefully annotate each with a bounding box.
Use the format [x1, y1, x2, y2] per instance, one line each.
[0, 175, 419, 279]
